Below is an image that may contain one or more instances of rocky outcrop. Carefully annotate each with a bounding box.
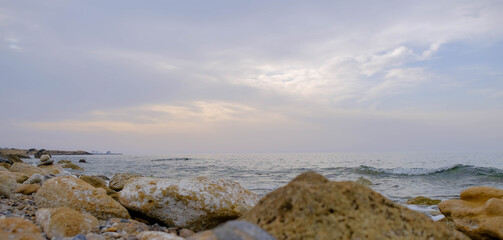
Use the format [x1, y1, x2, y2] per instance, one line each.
[119, 177, 259, 231]
[0, 217, 44, 240]
[188, 220, 275, 240]
[36, 207, 99, 239]
[35, 176, 130, 220]
[240, 171, 469, 240]
[9, 162, 48, 177]
[439, 186, 503, 239]
[109, 172, 142, 191]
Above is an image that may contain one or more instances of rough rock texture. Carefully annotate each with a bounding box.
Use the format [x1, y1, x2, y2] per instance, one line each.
[0, 171, 29, 183]
[15, 183, 41, 195]
[35, 176, 130, 220]
[0, 217, 44, 240]
[188, 220, 275, 240]
[0, 174, 17, 198]
[9, 162, 48, 177]
[240, 171, 469, 240]
[406, 196, 441, 205]
[79, 175, 107, 188]
[439, 186, 503, 239]
[36, 207, 99, 239]
[119, 177, 259, 231]
[38, 163, 64, 174]
[0, 166, 8, 171]
[109, 173, 142, 191]
[137, 231, 184, 240]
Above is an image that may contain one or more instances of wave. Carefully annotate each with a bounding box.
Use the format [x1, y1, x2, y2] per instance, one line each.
[151, 157, 192, 162]
[355, 164, 503, 177]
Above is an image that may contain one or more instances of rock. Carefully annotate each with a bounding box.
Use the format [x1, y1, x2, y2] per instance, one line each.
[39, 154, 51, 162]
[34, 149, 46, 159]
[0, 166, 8, 171]
[104, 218, 150, 235]
[119, 177, 259, 231]
[137, 231, 184, 240]
[9, 162, 48, 177]
[35, 176, 131, 220]
[0, 217, 44, 240]
[93, 175, 110, 181]
[0, 174, 17, 198]
[179, 229, 196, 238]
[0, 156, 12, 164]
[406, 196, 441, 205]
[439, 186, 503, 239]
[23, 173, 54, 185]
[37, 159, 54, 166]
[188, 220, 275, 240]
[36, 207, 99, 239]
[0, 162, 11, 169]
[0, 171, 29, 183]
[109, 173, 142, 191]
[59, 161, 84, 171]
[79, 159, 87, 163]
[58, 160, 72, 164]
[15, 183, 41, 195]
[38, 163, 64, 174]
[240, 171, 469, 240]
[79, 175, 107, 188]
[355, 176, 373, 185]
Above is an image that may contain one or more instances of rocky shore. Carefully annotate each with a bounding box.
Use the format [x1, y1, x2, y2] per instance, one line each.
[0, 155, 502, 239]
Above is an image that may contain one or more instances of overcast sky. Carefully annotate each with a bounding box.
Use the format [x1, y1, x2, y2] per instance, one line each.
[1, 1, 502, 154]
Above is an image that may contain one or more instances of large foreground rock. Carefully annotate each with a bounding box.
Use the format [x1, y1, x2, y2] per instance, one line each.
[36, 207, 99, 239]
[439, 186, 503, 239]
[119, 177, 259, 231]
[0, 217, 44, 240]
[35, 176, 130, 220]
[240, 171, 469, 240]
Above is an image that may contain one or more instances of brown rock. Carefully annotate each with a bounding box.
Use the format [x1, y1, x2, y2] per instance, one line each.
[406, 196, 441, 205]
[179, 228, 196, 238]
[439, 186, 503, 239]
[80, 175, 107, 188]
[188, 220, 274, 240]
[105, 218, 150, 235]
[59, 161, 84, 171]
[0, 166, 8, 171]
[38, 163, 64, 174]
[0, 171, 30, 183]
[137, 231, 184, 240]
[109, 172, 142, 191]
[9, 162, 48, 177]
[35, 176, 130, 220]
[0, 162, 10, 169]
[0, 217, 44, 240]
[36, 207, 99, 239]
[15, 183, 41, 195]
[0, 174, 17, 198]
[240, 171, 469, 240]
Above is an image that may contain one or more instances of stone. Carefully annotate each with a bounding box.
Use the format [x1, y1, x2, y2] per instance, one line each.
[79, 159, 87, 163]
[40, 154, 51, 162]
[36, 207, 99, 239]
[406, 196, 441, 205]
[0, 174, 17, 198]
[355, 176, 373, 186]
[119, 177, 259, 231]
[439, 186, 503, 239]
[9, 162, 48, 177]
[188, 220, 275, 240]
[0, 156, 12, 164]
[15, 183, 41, 195]
[240, 171, 469, 240]
[59, 161, 84, 171]
[137, 231, 184, 240]
[0, 217, 44, 240]
[37, 159, 54, 166]
[38, 163, 64, 174]
[0, 162, 10, 169]
[23, 173, 54, 185]
[35, 176, 131, 220]
[0, 166, 8, 171]
[104, 218, 150, 235]
[79, 175, 107, 188]
[109, 173, 142, 191]
[179, 228, 196, 238]
[0, 171, 29, 183]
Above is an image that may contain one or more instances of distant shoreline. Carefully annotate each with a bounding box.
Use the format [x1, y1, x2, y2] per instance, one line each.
[0, 148, 91, 157]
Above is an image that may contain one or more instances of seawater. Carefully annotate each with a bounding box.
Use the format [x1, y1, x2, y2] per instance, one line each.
[43, 152, 503, 218]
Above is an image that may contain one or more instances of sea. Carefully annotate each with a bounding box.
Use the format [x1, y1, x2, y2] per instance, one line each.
[35, 152, 503, 220]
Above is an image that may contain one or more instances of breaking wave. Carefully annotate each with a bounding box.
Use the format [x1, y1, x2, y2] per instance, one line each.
[355, 164, 503, 177]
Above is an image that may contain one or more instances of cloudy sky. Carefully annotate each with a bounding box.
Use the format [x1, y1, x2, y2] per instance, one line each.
[1, 1, 502, 154]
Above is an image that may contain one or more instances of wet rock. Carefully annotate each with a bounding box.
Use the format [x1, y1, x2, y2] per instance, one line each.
[9, 162, 48, 177]
[0, 217, 44, 240]
[37, 159, 54, 166]
[79, 159, 87, 163]
[188, 220, 275, 240]
[0, 174, 17, 198]
[58, 161, 84, 171]
[137, 231, 184, 240]
[40, 154, 51, 162]
[406, 196, 441, 205]
[36, 207, 99, 239]
[439, 186, 503, 239]
[119, 177, 259, 231]
[35, 176, 130, 220]
[109, 173, 142, 191]
[240, 171, 469, 240]
[15, 184, 40, 195]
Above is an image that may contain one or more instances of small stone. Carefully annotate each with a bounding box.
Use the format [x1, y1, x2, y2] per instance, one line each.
[79, 159, 87, 163]
[105, 226, 117, 232]
[39, 154, 51, 162]
[179, 228, 196, 238]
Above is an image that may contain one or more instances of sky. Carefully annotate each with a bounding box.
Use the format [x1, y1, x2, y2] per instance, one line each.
[1, 1, 502, 154]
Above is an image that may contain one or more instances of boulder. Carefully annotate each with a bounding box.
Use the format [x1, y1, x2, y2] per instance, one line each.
[38, 163, 64, 174]
[137, 231, 184, 240]
[36, 207, 99, 239]
[0, 217, 44, 240]
[79, 175, 107, 188]
[59, 161, 84, 171]
[0, 174, 17, 198]
[9, 162, 48, 177]
[406, 196, 441, 205]
[0, 162, 10, 169]
[109, 172, 142, 191]
[188, 220, 275, 240]
[35, 176, 130, 220]
[15, 183, 41, 195]
[439, 186, 503, 239]
[0, 166, 8, 171]
[0, 171, 29, 183]
[40, 154, 51, 162]
[119, 177, 259, 231]
[37, 159, 54, 166]
[23, 173, 54, 185]
[240, 171, 469, 240]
